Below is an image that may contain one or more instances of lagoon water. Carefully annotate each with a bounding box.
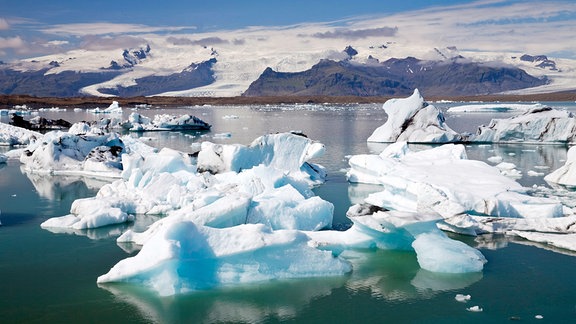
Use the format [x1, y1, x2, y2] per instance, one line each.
[2, 101, 576, 323]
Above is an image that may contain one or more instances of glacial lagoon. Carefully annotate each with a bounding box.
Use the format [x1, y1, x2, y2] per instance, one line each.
[1, 101, 576, 323]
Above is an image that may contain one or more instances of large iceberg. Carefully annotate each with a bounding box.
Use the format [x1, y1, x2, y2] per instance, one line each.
[97, 222, 352, 296]
[368, 89, 576, 144]
[347, 142, 564, 219]
[41, 132, 332, 232]
[367, 89, 464, 143]
[472, 107, 576, 143]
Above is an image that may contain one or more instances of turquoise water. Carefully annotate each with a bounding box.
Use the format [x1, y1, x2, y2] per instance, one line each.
[2, 102, 576, 323]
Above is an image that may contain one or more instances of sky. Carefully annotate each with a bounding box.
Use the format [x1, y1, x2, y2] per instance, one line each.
[0, 0, 575, 62]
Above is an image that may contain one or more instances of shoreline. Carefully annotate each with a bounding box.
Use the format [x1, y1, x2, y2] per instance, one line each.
[1, 91, 576, 108]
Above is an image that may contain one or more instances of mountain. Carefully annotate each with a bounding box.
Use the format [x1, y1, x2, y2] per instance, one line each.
[0, 40, 571, 98]
[243, 57, 548, 97]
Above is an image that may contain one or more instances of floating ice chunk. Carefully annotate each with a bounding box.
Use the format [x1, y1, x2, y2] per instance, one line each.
[18, 130, 142, 178]
[347, 142, 563, 219]
[472, 107, 576, 143]
[40, 197, 134, 229]
[121, 112, 211, 131]
[0, 122, 42, 146]
[367, 89, 464, 143]
[0, 154, 6, 163]
[487, 155, 503, 164]
[89, 101, 122, 114]
[545, 146, 576, 186]
[308, 206, 486, 273]
[412, 232, 486, 273]
[98, 222, 352, 296]
[508, 230, 576, 252]
[247, 184, 333, 231]
[455, 294, 472, 302]
[197, 132, 326, 186]
[447, 103, 544, 113]
[466, 305, 483, 312]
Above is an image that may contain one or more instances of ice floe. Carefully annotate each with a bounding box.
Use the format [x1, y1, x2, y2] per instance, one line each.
[121, 112, 211, 131]
[447, 103, 544, 113]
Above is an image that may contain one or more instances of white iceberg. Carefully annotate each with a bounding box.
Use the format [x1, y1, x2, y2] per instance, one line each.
[89, 101, 123, 114]
[0, 121, 42, 146]
[197, 132, 326, 186]
[121, 112, 211, 131]
[97, 222, 352, 296]
[368, 90, 576, 144]
[367, 89, 464, 143]
[19, 129, 145, 178]
[447, 103, 544, 113]
[472, 107, 576, 143]
[307, 206, 486, 274]
[544, 145, 576, 187]
[347, 142, 564, 219]
[41, 132, 331, 232]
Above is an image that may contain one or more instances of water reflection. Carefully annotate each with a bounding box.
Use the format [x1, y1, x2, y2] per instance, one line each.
[21, 167, 111, 201]
[98, 248, 481, 323]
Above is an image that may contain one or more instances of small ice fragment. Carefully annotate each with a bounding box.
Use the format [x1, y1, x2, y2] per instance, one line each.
[466, 306, 483, 312]
[535, 315, 543, 319]
[487, 156, 503, 164]
[213, 133, 232, 138]
[455, 294, 471, 302]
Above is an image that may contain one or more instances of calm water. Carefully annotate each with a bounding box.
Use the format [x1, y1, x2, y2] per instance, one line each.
[2, 102, 576, 323]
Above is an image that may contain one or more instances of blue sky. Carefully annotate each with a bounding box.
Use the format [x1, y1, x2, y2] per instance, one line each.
[1, 0, 575, 62]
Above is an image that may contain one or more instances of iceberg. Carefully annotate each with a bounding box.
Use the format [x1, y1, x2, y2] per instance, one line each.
[347, 142, 564, 219]
[97, 222, 352, 296]
[0, 121, 42, 146]
[121, 112, 211, 131]
[447, 103, 544, 113]
[307, 205, 486, 274]
[41, 132, 331, 232]
[197, 132, 326, 186]
[367, 89, 464, 143]
[368, 90, 576, 144]
[19, 129, 143, 178]
[88, 101, 123, 114]
[544, 145, 576, 186]
[472, 107, 576, 143]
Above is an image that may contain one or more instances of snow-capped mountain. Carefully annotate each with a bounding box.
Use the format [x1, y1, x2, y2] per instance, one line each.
[1, 23, 575, 97]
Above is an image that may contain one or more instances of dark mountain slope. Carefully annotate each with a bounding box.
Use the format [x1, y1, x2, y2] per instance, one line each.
[243, 58, 548, 97]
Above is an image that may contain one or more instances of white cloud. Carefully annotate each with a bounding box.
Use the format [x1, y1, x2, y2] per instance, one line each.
[0, 18, 9, 30]
[0, 36, 24, 49]
[44, 40, 69, 47]
[40, 22, 196, 36]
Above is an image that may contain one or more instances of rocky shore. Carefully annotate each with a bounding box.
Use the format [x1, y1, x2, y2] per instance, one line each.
[1, 91, 576, 109]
